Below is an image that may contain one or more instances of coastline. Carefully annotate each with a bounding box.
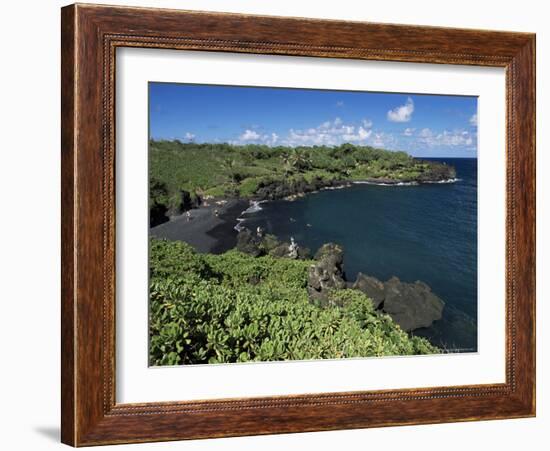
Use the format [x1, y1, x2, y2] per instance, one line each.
[248, 176, 461, 204]
[149, 176, 461, 254]
[149, 199, 248, 254]
[149, 172, 476, 351]
[232, 168, 476, 351]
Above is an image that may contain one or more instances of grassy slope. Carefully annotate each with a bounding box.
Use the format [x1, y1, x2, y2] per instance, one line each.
[149, 140, 455, 212]
[149, 238, 438, 365]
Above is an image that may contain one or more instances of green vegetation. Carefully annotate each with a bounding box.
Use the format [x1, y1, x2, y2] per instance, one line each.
[149, 140, 455, 221]
[148, 141, 448, 361]
[149, 238, 439, 365]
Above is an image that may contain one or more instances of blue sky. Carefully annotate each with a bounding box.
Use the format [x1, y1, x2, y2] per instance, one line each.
[149, 83, 478, 158]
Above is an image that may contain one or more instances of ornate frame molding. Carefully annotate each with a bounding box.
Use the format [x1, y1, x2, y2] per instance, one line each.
[62, 4, 535, 446]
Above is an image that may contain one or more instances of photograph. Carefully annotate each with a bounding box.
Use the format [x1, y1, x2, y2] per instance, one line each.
[148, 83, 479, 366]
[45, 1, 538, 447]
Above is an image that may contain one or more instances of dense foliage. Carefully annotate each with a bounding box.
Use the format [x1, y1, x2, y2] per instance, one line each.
[149, 141, 455, 217]
[149, 239, 438, 365]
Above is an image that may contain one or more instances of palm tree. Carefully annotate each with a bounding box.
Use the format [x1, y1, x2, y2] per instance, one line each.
[284, 149, 312, 173]
[281, 152, 293, 176]
[222, 157, 240, 185]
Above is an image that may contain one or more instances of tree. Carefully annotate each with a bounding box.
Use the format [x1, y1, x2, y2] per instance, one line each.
[282, 148, 312, 174]
[221, 157, 242, 185]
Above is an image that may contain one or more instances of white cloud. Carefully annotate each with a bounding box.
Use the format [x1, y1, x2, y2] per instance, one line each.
[240, 129, 261, 141]
[469, 113, 478, 126]
[214, 118, 476, 154]
[417, 127, 475, 148]
[336, 101, 345, 107]
[283, 117, 373, 147]
[229, 118, 400, 148]
[372, 134, 385, 147]
[362, 119, 373, 128]
[371, 132, 397, 149]
[387, 97, 415, 122]
[267, 133, 279, 145]
[419, 128, 433, 138]
[233, 130, 278, 146]
[184, 132, 195, 141]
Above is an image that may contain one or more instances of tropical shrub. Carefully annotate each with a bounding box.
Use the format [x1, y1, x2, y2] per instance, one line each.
[149, 239, 438, 365]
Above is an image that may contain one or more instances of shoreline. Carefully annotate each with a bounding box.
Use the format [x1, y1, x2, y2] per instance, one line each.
[238, 176, 460, 221]
[149, 198, 248, 254]
[149, 177, 476, 351]
[232, 177, 476, 351]
[251, 176, 459, 202]
[352, 177, 460, 186]
[150, 176, 460, 255]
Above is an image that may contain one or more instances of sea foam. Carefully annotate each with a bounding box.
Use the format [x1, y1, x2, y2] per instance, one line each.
[242, 200, 265, 214]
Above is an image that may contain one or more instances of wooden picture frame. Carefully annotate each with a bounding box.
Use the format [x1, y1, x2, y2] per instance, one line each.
[61, 3, 536, 446]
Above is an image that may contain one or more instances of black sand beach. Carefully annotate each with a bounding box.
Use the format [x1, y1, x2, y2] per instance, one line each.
[149, 199, 248, 254]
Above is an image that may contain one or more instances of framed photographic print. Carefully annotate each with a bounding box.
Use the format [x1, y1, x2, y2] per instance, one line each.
[61, 3, 536, 446]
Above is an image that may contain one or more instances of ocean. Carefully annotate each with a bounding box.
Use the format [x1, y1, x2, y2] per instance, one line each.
[240, 158, 478, 352]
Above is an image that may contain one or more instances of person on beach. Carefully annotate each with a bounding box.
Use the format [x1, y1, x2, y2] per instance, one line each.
[288, 237, 299, 259]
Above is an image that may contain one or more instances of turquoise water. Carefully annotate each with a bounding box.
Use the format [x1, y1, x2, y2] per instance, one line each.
[241, 158, 478, 351]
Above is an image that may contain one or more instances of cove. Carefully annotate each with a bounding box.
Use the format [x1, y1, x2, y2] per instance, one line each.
[240, 158, 478, 351]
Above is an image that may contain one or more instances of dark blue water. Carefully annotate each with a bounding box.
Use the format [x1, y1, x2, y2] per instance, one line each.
[241, 158, 478, 351]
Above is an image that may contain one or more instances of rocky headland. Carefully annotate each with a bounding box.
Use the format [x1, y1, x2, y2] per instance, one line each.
[235, 230, 445, 334]
[251, 163, 456, 203]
